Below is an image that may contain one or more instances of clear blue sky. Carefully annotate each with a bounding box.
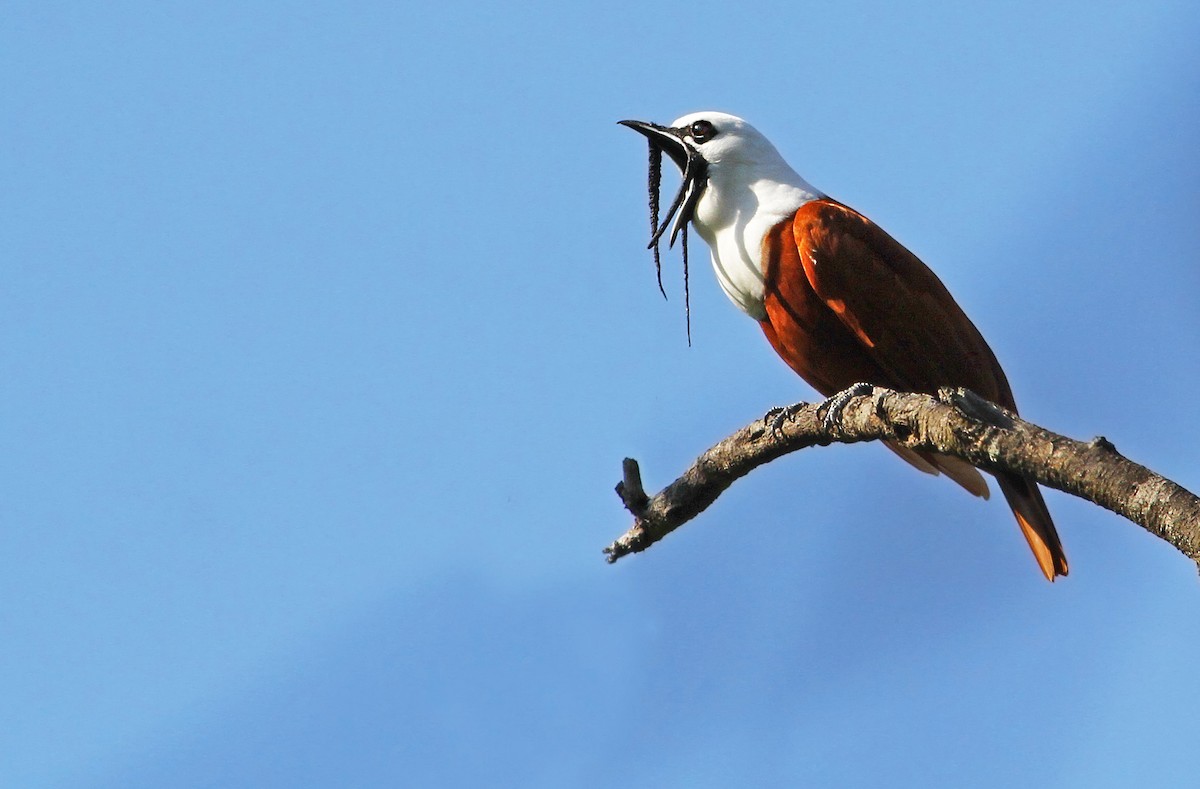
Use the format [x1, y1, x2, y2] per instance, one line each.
[4, 2, 1199, 787]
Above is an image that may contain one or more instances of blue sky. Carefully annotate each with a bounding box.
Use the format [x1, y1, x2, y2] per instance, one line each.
[3, 1, 1199, 786]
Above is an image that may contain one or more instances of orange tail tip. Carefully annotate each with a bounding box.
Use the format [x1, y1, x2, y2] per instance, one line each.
[999, 474, 1068, 581]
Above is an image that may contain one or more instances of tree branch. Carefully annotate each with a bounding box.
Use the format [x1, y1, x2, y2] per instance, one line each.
[604, 386, 1200, 571]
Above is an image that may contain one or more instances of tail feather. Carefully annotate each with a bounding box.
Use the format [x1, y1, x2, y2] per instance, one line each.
[997, 472, 1069, 581]
[883, 441, 990, 499]
[883, 440, 940, 476]
[929, 453, 991, 500]
[884, 442, 1067, 580]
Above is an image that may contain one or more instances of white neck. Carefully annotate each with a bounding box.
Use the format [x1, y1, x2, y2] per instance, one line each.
[689, 155, 823, 320]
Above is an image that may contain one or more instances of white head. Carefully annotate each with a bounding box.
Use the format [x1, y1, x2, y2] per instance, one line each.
[620, 111, 822, 321]
[619, 111, 818, 245]
[667, 111, 793, 173]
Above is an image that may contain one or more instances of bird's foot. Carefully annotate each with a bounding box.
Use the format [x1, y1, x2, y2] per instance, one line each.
[764, 403, 807, 440]
[816, 383, 876, 432]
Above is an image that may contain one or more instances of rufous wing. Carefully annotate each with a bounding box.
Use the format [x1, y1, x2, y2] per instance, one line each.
[764, 198, 1068, 579]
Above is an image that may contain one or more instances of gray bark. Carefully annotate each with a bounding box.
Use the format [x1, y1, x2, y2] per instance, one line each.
[604, 386, 1200, 572]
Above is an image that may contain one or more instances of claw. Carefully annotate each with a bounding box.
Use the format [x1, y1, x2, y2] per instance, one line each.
[763, 406, 785, 426]
[765, 403, 806, 440]
[817, 383, 876, 432]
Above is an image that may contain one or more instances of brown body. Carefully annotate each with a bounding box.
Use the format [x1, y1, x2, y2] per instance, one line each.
[760, 198, 1068, 580]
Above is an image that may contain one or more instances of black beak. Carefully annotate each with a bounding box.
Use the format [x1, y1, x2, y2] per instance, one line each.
[618, 120, 708, 248]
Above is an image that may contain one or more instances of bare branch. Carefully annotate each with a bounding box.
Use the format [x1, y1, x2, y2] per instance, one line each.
[603, 386, 1200, 571]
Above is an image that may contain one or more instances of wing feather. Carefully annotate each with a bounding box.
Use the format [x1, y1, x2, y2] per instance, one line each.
[759, 198, 1067, 579]
[792, 199, 1014, 407]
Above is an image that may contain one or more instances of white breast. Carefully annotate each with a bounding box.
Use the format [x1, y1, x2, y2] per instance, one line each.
[692, 175, 822, 321]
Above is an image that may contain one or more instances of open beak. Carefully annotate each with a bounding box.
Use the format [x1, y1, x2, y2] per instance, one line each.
[618, 120, 708, 248]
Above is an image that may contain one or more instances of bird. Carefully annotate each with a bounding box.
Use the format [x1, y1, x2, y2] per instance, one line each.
[620, 111, 1068, 581]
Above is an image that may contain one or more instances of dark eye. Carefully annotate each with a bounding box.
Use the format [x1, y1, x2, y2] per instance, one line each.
[689, 120, 717, 143]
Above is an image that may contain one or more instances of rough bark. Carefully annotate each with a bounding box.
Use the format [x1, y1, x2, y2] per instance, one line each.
[604, 386, 1200, 571]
